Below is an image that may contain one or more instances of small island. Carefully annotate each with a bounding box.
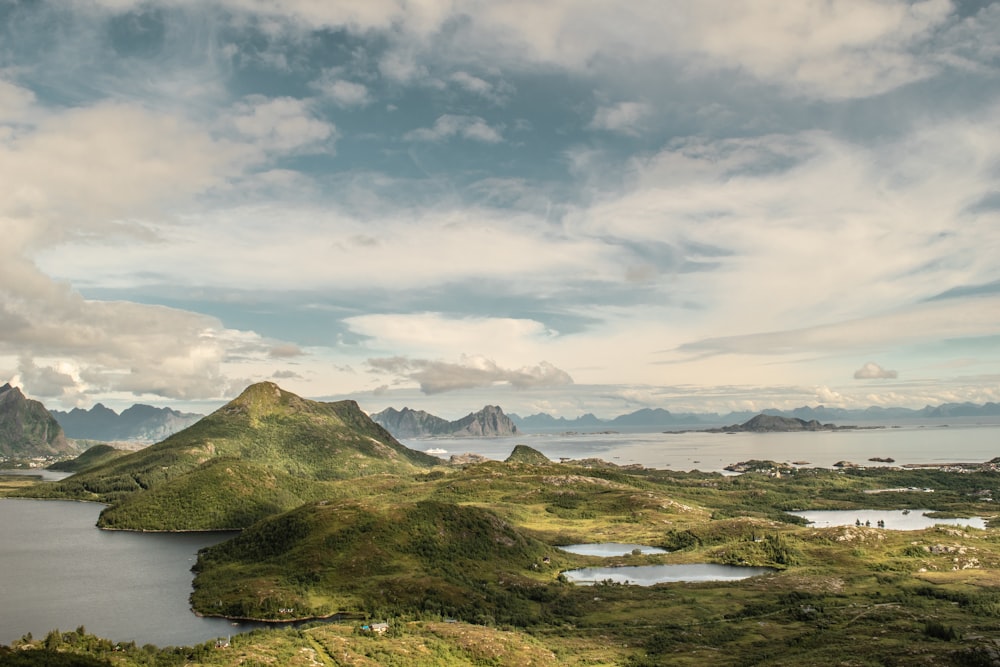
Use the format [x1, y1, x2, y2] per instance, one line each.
[705, 414, 865, 433]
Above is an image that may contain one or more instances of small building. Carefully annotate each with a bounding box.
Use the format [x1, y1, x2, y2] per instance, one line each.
[361, 623, 389, 635]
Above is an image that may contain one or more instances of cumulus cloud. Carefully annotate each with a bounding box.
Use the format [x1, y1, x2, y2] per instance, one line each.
[404, 114, 503, 143]
[854, 362, 898, 380]
[367, 355, 573, 394]
[17, 357, 78, 399]
[0, 95, 273, 405]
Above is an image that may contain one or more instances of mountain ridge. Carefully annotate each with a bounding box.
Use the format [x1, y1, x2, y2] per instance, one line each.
[51, 402, 203, 443]
[372, 404, 518, 438]
[0, 383, 76, 459]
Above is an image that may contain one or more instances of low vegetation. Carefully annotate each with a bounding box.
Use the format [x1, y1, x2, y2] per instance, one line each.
[6, 389, 1000, 665]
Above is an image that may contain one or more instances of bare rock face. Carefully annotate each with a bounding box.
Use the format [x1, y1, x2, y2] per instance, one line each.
[372, 405, 518, 438]
[0, 384, 76, 458]
[450, 405, 518, 437]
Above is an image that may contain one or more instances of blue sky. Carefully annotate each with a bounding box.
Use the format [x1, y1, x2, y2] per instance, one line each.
[1, 0, 999, 419]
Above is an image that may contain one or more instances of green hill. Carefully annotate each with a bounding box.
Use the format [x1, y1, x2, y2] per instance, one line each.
[191, 499, 573, 622]
[20, 382, 440, 529]
[47, 444, 128, 473]
[504, 444, 550, 465]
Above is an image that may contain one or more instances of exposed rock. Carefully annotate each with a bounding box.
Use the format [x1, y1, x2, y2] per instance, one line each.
[373, 405, 518, 438]
[448, 453, 491, 465]
[0, 384, 76, 458]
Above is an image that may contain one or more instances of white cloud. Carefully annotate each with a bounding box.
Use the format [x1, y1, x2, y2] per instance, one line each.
[0, 78, 38, 124]
[854, 362, 899, 380]
[315, 78, 372, 108]
[404, 114, 503, 143]
[367, 355, 573, 394]
[589, 101, 651, 136]
[449, 71, 513, 103]
[450, 71, 493, 96]
[17, 357, 78, 399]
[229, 95, 336, 153]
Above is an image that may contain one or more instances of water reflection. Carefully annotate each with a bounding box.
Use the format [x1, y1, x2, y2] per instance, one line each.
[562, 563, 773, 585]
[558, 543, 667, 556]
[790, 509, 986, 530]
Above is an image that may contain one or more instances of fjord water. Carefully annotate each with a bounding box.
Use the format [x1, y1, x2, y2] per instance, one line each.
[0, 498, 250, 647]
[411, 422, 1000, 471]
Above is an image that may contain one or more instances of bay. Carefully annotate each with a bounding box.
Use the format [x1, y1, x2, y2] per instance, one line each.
[406, 423, 1000, 472]
[0, 498, 262, 647]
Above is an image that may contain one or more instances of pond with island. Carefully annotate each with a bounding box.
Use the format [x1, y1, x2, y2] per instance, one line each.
[557, 542, 772, 585]
[558, 542, 668, 556]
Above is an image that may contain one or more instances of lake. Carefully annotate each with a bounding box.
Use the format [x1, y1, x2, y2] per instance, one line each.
[562, 563, 773, 585]
[406, 422, 1000, 472]
[558, 543, 668, 556]
[0, 498, 267, 647]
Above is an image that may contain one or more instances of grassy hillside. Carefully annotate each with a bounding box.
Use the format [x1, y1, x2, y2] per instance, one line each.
[6, 459, 1000, 665]
[16, 383, 440, 529]
[47, 444, 128, 473]
[191, 498, 575, 622]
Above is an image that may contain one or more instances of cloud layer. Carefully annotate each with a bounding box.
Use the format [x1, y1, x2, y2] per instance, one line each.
[0, 0, 997, 416]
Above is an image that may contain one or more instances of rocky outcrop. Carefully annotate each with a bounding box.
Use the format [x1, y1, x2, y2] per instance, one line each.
[372, 405, 518, 438]
[369, 407, 452, 438]
[450, 405, 518, 436]
[0, 384, 76, 458]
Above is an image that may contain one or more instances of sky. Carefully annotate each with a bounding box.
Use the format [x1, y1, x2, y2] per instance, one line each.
[1, 0, 999, 420]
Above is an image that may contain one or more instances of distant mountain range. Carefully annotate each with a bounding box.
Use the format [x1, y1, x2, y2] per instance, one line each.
[371, 405, 518, 438]
[0, 383, 77, 459]
[510, 401, 1000, 432]
[51, 403, 203, 443]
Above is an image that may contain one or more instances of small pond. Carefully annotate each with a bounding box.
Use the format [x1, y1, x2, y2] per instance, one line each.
[790, 509, 987, 531]
[562, 563, 773, 586]
[558, 543, 668, 556]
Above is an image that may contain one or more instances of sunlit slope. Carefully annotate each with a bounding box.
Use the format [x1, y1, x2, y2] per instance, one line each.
[21, 382, 440, 528]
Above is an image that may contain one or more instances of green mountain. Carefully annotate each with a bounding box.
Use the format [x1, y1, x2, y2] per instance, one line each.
[0, 384, 75, 459]
[22, 382, 440, 529]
